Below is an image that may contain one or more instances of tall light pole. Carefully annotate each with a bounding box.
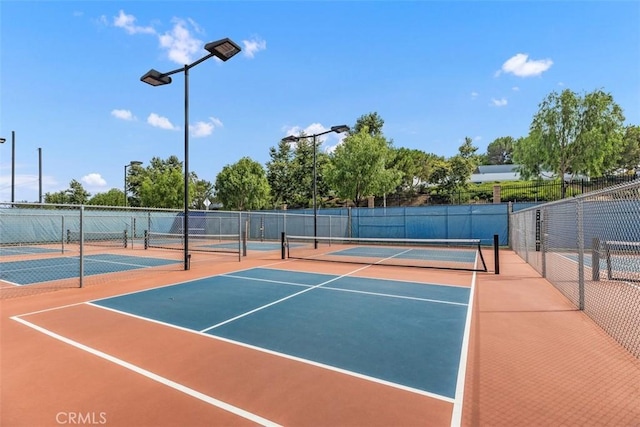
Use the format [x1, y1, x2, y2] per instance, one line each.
[124, 161, 143, 207]
[38, 147, 42, 203]
[0, 136, 5, 202]
[140, 38, 241, 270]
[283, 125, 350, 248]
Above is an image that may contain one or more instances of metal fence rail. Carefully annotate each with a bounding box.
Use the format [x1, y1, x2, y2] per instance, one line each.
[510, 181, 640, 358]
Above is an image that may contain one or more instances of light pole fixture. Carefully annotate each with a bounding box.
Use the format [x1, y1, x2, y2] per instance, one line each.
[124, 161, 143, 207]
[282, 125, 350, 248]
[140, 37, 241, 270]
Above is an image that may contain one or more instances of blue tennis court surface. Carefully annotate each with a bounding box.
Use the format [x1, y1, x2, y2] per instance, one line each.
[93, 268, 471, 399]
[1, 254, 180, 285]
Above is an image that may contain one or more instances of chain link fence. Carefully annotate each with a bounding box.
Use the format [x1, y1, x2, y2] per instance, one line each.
[0, 204, 351, 299]
[510, 180, 640, 358]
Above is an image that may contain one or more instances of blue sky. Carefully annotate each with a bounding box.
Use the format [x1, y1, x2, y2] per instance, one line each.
[1, 1, 639, 203]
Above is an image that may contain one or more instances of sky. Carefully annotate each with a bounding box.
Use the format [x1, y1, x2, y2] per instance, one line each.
[1, 1, 639, 203]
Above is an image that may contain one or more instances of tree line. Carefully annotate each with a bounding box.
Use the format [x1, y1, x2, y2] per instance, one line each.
[46, 88, 639, 209]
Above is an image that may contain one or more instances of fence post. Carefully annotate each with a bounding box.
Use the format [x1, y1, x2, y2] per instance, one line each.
[577, 200, 585, 311]
[79, 205, 84, 288]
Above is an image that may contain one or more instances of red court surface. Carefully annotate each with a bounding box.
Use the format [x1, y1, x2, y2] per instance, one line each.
[1, 250, 639, 426]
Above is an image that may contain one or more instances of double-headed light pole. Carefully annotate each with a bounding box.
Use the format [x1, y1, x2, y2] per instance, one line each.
[282, 125, 350, 248]
[140, 38, 241, 270]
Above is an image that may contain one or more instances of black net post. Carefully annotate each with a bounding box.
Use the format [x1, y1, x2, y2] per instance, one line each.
[281, 232, 286, 260]
[494, 234, 500, 275]
[143, 230, 149, 250]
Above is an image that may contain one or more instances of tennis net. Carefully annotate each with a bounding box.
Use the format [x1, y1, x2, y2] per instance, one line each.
[144, 231, 243, 254]
[595, 240, 640, 282]
[283, 235, 488, 272]
[66, 230, 128, 248]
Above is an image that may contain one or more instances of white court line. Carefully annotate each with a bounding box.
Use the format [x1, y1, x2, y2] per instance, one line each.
[10, 315, 282, 427]
[200, 264, 373, 333]
[85, 302, 455, 404]
[449, 254, 479, 427]
[222, 272, 468, 306]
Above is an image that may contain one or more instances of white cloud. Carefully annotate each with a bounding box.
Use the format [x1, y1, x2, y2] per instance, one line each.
[471, 91, 479, 100]
[496, 53, 553, 78]
[81, 173, 107, 187]
[490, 98, 508, 107]
[512, 86, 520, 91]
[147, 113, 178, 130]
[242, 37, 267, 59]
[159, 18, 202, 64]
[113, 10, 155, 35]
[190, 117, 223, 138]
[111, 109, 135, 121]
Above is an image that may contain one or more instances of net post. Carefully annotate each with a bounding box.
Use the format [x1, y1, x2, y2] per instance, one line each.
[281, 232, 286, 260]
[605, 241, 613, 280]
[592, 237, 600, 281]
[123, 229, 128, 248]
[493, 234, 500, 275]
[242, 231, 247, 258]
[144, 230, 149, 250]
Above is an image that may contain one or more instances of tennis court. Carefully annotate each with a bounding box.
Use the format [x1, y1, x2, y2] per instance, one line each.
[1, 254, 180, 285]
[2, 221, 639, 425]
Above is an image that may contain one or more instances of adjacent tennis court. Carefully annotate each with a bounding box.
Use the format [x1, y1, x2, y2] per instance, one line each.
[1, 254, 180, 285]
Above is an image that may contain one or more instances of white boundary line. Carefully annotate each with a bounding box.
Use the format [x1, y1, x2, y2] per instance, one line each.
[449, 256, 478, 426]
[10, 315, 282, 427]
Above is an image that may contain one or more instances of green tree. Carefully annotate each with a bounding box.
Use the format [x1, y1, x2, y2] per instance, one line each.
[353, 112, 385, 136]
[484, 136, 515, 165]
[429, 138, 479, 202]
[517, 88, 625, 197]
[266, 138, 296, 208]
[67, 179, 91, 204]
[88, 188, 126, 206]
[618, 125, 640, 174]
[325, 128, 401, 206]
[44, 180, 91, 204]
[191, 178, 215, 210]
[139, 166, 184, 209]
[390, 148, 439, 194]
[214, 157, 271, 210]
[43, 190, 68, 204]
[291, 135, 314, 208]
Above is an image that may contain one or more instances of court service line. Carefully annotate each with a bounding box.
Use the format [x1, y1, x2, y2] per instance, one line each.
[200, 264, 373, 333]
[10, 315, 282, 427]
[85, 302, 455, 404]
